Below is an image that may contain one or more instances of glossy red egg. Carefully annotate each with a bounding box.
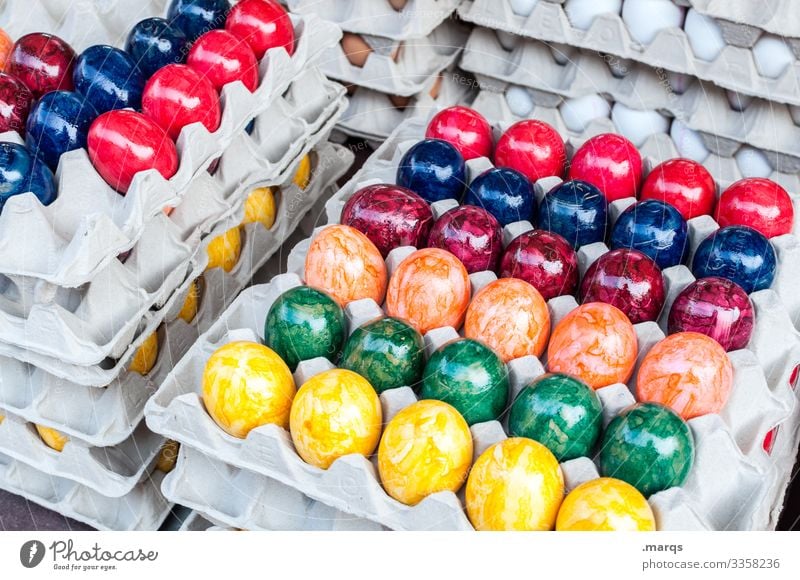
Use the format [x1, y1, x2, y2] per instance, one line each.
[426, 106, 493, 161]
[569, 133, 643, 202]
[187, 29, 259, 93]
[499, 229, 579, 301]
[715, 178, 794, 239]
[6, 33, 76, 99]
[225, 0, 295, 60]
[494, 120, 566, 182]
[0, 72, 33, 135]
[639, 158, 716, 220]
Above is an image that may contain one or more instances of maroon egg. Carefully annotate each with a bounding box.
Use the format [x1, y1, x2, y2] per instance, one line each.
[187, 29, 259, 93]
[427, 205, 502, 274]
[0, 72, 33, 135]
[340, 184, 433, 258]
[6, 33, 76, 99]
[499, 229, 578, 300]
[580, 248, 665, 323]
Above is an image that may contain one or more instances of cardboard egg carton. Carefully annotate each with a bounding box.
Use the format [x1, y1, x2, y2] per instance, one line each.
[179, 510, 232, 532]
[286, 0, 462, 40]
[674, 0, 800, 45]
[457, 0, 800, 108]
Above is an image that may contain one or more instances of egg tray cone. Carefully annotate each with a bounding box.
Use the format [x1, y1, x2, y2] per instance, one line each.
[674, 0, 800, 46]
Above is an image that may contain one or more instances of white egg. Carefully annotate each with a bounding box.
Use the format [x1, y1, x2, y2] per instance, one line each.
[559, 94, 611, 132]
[611, 102, 670, 147]
[753, 34, 795, 79]
[735, 146, 773, 178]
[564, 0, 622, 31]
[510, 0, 540, 18]
[670, 120, 710, 162]
[506, 85, 535, 117]
[622, 0, 685, 45]
[726, 90, 753, 112]
[667, 72, 691, 95]
[606, 56, 633, 78]
[683, 9, 726, 62]
[496, 30, 520, 52]
[790, 105, 800, 126]
[550, 42, 578, 66]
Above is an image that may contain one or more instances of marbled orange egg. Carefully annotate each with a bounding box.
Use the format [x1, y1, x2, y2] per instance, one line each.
[465, 278, 550, 362]
[637, 332, 733, 420]
[304, 224, 388, 307]
[385, 248, 471, 334]
[547, 302, 637, 389]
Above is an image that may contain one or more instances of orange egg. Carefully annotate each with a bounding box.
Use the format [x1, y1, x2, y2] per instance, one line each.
[386, 248, 471, 334]
[304, 224, 388, 307]
[637, 332, 733, 420]
[465, 278, 550, 363]
[0, 29, 12, 70]
[341, 33, 372, 68]
[547, 302, 637, 389]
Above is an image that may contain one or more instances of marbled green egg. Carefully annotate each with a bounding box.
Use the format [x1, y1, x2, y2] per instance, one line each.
[508, 373, 602, 461]
[340, 317, 424, 393]
[263, 286, 345, 371]
[421, 338, 509, 425]
[599, 402, 694, 497]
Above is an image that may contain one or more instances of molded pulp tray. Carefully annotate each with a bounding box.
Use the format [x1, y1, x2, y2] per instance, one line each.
[675, 0, 800, 44]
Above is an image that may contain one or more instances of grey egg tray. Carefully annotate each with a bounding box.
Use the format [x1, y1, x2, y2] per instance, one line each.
[675, 0, 800, 44]
[179, 510, 232, 532]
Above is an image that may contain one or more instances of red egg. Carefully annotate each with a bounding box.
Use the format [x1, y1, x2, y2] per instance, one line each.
[569, 133, 642, 202]
[715, 178, 794, 239]
[499, 229, 578, 301]
[6, 33, 76, 99]
[0, 72, 33, 135]
[88, 110, 178, 194]
[639, 158, 716, 220]
[426, 106, 493, 161]
[494, 120, 566, 182]
[142, 64, 221, 140]
[187, 29, 259, 93]
[225, 0, 295, 60]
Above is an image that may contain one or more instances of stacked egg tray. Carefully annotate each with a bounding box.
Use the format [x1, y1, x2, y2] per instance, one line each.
[145, 115, 800, 531]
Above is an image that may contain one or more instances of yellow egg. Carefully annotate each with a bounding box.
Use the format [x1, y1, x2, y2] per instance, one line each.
[242, 186, 277, 229]
[129, 331, 159, 375]
[290, 369, 382, 469]
[556, 477, 656, 531]
[36, 425, 69, 452]
[178, 279, 201, 324]
[206, 226, 242, 273]
[378, 400, 473, 506]
[202, 341, 296, 438]
[292, 155, 312, 191]
[466, 437, 565, 531]
[156, 440, 180, 474]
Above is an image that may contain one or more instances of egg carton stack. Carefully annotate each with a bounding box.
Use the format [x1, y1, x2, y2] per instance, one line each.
[146, 114, 800, 530]
[0, 2, 352, 530]
[456, 0, 800, 188]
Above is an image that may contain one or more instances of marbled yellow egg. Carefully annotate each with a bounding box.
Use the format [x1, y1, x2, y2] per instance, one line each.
[36, 425, 69, 452]
[206, 226, 242, 273]
[556, 477, 656, 531]
[293, 154, 311, 190]
[242, 186, 276, 229]
[156, 440, 180, 474]
[178, 279, 201, 324]
[129, 331, 159, 375]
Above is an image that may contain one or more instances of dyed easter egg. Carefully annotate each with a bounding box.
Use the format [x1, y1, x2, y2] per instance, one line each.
[548, 302, 637, 389]
[466, 438, 565, 531]
[25, 91, 98, 170]
[396, 138, 467, 203]
[499, 229, 579, 300]
[639, 158, 716, 220]
[668, 277, 754, 351]
[0, 142, 56, 211]
[6, 33, 76, 99]
[385, 248, 471, 334]
[73, 45, 145, 114]
[421, 338, 509, 425]
[304, 224, 388, 306]
[378, 400, 473, 505]
[187, 29, 259, 92]
[202, 341, 296, 437]
[494, 119, 566, 181]
[264, 286, 345, 371]
[129, 331, 159, 375]
[87, 110, 178, 193]
[691, 226, 776, 294]
[600, 403, 694, 496]
[463, 167, 536, 226]
[569, 133, 642, 202]
[540, 180, 607, 249]
[178, 279, 201, 324]
[242, 186, 276, 228]
[508, 373, 602, 461]
[156, 440, 180, 473]
[36, 425, 69, 452]
[0, 73, 33, 135]
[340, 317, 424, 393]
[142, 64, 221, 140]
[293, 154, 311, 189]
[340, 184, 433, 258]
[425, 106, 493, 161]
[226, 0, 295, 60]
[167, 0, 231, 42]
[290, 369, 382, 469]
[0, 29, 11, 70]
[715, 178, 794, 239]
[427, 205, 502, 273]
[464, 278, 550, 362]
[556, 477, 656, 531]
[206, 226, 242, 272]
[580, 248, 665, 324]
[610, 199, 688, 269]
[637, 332, 733, 420]
[125, 18, 189, 80]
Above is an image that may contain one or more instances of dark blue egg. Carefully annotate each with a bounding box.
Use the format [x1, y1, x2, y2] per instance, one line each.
[396, 138, 466, 203]
[610, 199, 688, 269]
[692, 226, 776, 294]
[26, 91, 98, 171]
[539, 179, 607, 249]
[0, 142, 57, 211]
[167, 0, 231, 43]
[73, 45, 145, 114]
[125, 18, 189, 80]
[463, 167, 535, 226]
[245, 118, 255, 135]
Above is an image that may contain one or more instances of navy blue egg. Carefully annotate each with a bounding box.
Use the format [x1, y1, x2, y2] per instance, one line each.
[0, 142, 57, 211]
[167, 0, 231, 43]
[73, 45, 145, 114]
[463, 167, 535, 226]
[610, 199, 688, 269]
[396, 139, 466, 203]
[539, 179, 607, 249]
[125, 18, 189, 79]
[692, 226, 776, 294]
[25, 91, 98, 171]
[245, 118, 255, 135]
